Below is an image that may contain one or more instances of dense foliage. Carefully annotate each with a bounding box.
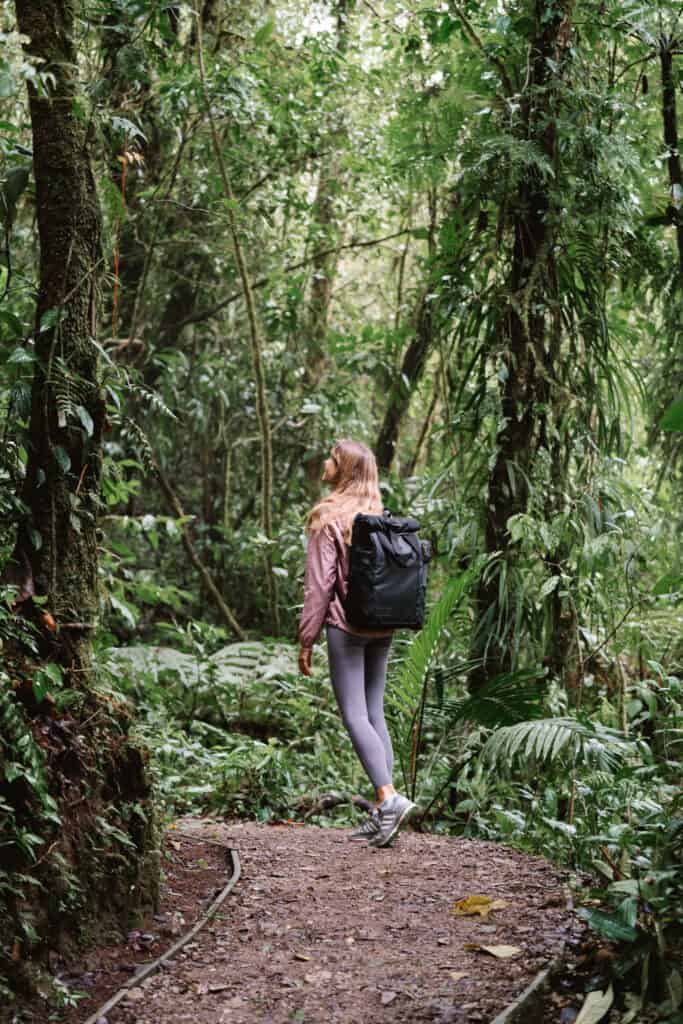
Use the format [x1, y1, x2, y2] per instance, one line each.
[1, 0, 682, 1018]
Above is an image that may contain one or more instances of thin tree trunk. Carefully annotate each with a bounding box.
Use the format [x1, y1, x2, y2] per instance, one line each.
[302, 155, 345, 496]
[303, 0, 351, 497]
[13, 0, 106, 673]
[652, 37, 683, 487]
[153, 457, 245, 639]
[376, 293, 435, 473]
[404, 385, 439, 478]
[660, 41, 683, 285]
[376, 189, 438, 474]
[196, 9, 279, 636]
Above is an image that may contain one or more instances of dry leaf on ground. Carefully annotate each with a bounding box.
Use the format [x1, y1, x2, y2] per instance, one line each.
[463, 944, 522, 958]
[452, 895, 509, 918]
[575, 984, 614, 1024]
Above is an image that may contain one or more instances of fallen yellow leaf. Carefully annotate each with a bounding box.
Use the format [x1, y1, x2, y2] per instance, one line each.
[463, 943, 521, 958]
[452, 895, 509, 918]
[450, 971, 468, 982]
[480, 945, 522, 959]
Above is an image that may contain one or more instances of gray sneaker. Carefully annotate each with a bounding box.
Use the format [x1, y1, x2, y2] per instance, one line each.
[368, 794, 417, 848]
[348, 811, 380, 842]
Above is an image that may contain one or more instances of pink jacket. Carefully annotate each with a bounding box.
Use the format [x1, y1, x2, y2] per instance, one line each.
[298, 519, 392, 648]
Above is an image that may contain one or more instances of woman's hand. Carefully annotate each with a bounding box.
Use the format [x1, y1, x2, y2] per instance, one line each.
[299, 646, 312, 676]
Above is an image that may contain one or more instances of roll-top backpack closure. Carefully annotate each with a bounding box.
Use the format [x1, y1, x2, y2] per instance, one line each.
[374, 530, 420, 568]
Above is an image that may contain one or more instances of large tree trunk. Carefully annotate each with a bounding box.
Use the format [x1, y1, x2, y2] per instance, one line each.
[13, 0, 106, 674]
[0, 1, 158, 1000]
[470, 0, 574, 689]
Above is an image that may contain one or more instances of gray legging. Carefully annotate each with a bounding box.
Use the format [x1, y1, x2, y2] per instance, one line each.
[325, 625, 393, 789]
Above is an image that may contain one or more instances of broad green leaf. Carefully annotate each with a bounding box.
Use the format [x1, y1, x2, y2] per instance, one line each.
[0, 310, 23, 334]
[254, 18, 275, 46]
[40, 663, 63, 686]
[109, 115, 147, 141]
[653, 572, 682, 596]
[39, 308, 64, 333]
[538, 575, 560, 600]
[32, 678, 48, 703]
[661, 398, 683, 432]
[577, 907, 638, 943]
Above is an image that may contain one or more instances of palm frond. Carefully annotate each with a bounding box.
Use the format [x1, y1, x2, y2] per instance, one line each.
[481, 717, 637, 772]
[386, 560, 484, 724]
[429, 668, 546, 730]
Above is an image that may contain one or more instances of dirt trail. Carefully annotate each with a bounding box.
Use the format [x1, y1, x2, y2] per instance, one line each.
[92, 817, 572, 1024]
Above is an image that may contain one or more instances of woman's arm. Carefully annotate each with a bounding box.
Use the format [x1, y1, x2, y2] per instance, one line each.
[298, 527, 338, 655]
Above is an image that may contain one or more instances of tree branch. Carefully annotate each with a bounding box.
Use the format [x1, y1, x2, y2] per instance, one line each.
[177, 228, 417, 329]
[152, 454, 246, 640]
[448, 2, 515, 96]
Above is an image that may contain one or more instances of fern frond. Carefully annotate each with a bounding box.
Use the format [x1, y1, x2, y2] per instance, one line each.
[130, 383, 178, 421]
[123, 418, 155, 473]
[47, 358, 91, 429]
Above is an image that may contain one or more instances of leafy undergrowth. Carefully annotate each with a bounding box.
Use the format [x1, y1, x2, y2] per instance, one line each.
[98, 625, 369, 826]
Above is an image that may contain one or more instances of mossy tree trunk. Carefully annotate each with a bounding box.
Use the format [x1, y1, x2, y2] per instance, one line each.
[14, 0, 106, 674]
[1, 4, 159, 1001]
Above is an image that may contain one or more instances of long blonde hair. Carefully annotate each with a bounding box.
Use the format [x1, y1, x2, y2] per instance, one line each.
[306, 439, 383, 542]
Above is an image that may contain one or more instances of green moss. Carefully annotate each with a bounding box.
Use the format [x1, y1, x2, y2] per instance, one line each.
[0, 670, 159, 1004]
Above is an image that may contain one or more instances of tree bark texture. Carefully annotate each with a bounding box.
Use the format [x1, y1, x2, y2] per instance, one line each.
[14, 0, 106, 673]
[471, 0, 574, 688]
[3, 4, 159, 998]
[660, 42, 683, 286]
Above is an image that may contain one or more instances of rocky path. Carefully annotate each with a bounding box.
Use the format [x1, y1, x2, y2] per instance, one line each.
[91, 817, 572, 1024]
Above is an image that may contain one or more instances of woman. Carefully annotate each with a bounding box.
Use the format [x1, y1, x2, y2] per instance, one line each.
[298, 439, 416, 847]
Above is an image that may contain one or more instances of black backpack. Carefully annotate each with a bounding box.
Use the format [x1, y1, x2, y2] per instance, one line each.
[343, 512, 432, 630]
